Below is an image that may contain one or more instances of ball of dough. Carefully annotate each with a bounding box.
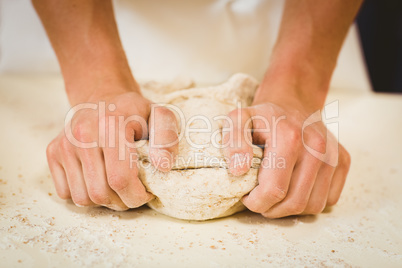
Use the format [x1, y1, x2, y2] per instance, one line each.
[136, 74, 262, 220]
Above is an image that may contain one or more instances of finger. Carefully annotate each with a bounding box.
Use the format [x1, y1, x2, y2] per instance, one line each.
[60, 142, 95, 207]
[242, 136, 298, 214]
[222, 108, 254, 176]
[303, 163, 335, 214]
[327, 146, 351, 206]
[48, 159, 71, 199]
[46, 141, 71, 199]
[262, 153, 321, 218]
[104, 142, 154, 209]
[148, 105, 179, 172]
[79, 147, 128, 211]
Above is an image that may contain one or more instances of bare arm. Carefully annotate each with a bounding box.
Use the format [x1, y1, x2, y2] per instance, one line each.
[32, 0, 138, 105]
[255, 0, 363, 110]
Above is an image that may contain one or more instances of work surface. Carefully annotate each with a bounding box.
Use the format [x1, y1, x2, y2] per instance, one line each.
[0, 75, 401, 267]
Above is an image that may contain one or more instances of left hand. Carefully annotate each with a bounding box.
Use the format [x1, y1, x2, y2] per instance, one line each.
[223, 94, 351, 218]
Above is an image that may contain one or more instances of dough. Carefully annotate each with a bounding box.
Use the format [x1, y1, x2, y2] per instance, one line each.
[136, 74, 263, 220]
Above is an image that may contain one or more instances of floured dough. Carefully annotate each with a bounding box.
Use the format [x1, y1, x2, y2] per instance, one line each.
[136, 74, 263, 220]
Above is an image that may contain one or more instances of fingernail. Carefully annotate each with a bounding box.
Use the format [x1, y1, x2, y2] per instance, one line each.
[230, 153, 251, 176]
[106, 204, 128, 211]
[150, 149, 174, 172]
[127, 193, 155, 208]
[145, 193, 155, 203]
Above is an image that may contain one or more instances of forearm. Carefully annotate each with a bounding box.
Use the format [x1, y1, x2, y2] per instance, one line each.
[32, 0, 138, 105]
[255, 0, 363, 111]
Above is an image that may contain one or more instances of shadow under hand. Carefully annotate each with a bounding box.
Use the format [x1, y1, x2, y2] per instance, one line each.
[234, 209, 318, 227]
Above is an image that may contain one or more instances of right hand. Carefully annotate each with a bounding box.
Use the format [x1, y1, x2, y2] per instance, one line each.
[47, 89, 179, 211]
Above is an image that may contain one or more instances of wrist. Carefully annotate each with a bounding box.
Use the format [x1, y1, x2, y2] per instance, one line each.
[253, 49, 334, 113]
[63, 52, 140, 106]
[66, 79, 141, 106]
[68, 82, 141, 106]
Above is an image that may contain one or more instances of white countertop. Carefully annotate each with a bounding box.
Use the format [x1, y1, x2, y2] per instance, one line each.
[0, 74, 401, 267]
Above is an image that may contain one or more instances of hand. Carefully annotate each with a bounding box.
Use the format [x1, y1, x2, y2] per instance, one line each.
[34, 0, 180, 210]
[46, 88, 179, 211]
[224, 96, 351, 218]
[223, 0, 359, 218]
[222, 0, 360, 219]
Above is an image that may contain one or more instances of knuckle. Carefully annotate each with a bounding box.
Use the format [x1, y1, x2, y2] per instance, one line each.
[341, 149, 352, 168]
[303, 127, 327, 153]
[284, 124, 301, 144]
[71, 193, 92, 207]
[227, 108, 241, 118]
[244, 201, 266, 214]
[307, 202, 326, 214]
[312, 133, 326, 152]
[129, 196, 150, 209]
[261, 211, 281, 219]
[265, 186, 288, 203]
[46, 140, 57, 158]
[72, 122, 93, 143]
[88, 188, 111, 205]
[60, 136, 72, 151]
[326, 196, 339, 207]
[227, 108, 250, 123]
[242, 194, 267, 213]
[154, 106, 175, 118]
[288, 200, 307, 215]
[56, 188, 71, 200]
[108, 175, 129, 192]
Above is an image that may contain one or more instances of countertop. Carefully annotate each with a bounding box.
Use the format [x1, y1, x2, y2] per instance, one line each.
[0, 74, 401, 267]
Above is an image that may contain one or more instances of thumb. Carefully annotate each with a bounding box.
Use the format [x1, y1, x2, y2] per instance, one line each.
[148, 104, 179, 172]
[222, 108, 254, 176]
